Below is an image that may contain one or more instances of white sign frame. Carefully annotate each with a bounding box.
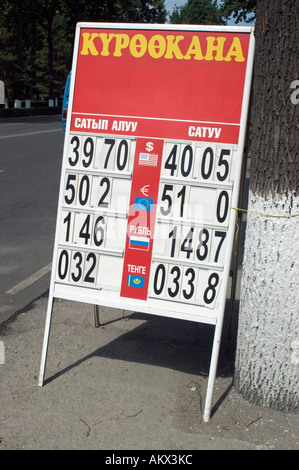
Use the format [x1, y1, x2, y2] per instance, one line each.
[39, 23, 255, 422]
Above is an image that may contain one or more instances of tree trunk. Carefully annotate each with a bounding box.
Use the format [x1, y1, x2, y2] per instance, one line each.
[16, 5, 24, 100]
[234, 0, 299, 412]
[47, 15, 54, 101]
[45, 0, 58, 101]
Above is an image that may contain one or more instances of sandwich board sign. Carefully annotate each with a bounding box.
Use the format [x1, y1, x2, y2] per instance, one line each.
[39, 23, 255, 421]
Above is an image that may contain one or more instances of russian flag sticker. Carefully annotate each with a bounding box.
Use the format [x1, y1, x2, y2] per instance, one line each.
[129, 236, 150, 251]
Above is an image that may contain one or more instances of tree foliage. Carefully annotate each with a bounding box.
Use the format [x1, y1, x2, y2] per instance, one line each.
[0, 0, 257, 101]
[169, 0, 256, 25]
[220, 0, 256, 23]
[0, 0, 167, 101]
[169, 0, 225, 25]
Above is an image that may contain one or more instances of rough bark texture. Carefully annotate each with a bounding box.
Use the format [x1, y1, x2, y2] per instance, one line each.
[234, 0, 299, 412]
[249, 0, 299, 197]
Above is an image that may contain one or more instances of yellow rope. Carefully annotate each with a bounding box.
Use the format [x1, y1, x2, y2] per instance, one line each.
[231, 207, 299, 255]
[231, 207, 299, 218]
[233, 219, 240, 255]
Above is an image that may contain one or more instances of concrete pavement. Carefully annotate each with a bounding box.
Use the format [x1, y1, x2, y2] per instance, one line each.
[0, 293, 298, 450]
[0, 115, 63, 325]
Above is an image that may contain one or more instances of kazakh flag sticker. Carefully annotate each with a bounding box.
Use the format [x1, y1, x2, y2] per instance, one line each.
[127, 275, 145, 288]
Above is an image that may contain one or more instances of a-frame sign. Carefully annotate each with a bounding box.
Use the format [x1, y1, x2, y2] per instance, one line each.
[39, 23, 255, 421]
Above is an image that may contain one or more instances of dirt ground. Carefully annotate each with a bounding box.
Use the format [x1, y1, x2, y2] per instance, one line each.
[0, 293, 298, 451]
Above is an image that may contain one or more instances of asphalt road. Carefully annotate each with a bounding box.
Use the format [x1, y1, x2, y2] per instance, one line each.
[0, 115, 64, 324]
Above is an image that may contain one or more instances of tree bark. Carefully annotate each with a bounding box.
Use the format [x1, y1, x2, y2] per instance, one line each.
[45, 0, 58, 101]
[234, 0, 299, 412]
[16, 4, 24, 100]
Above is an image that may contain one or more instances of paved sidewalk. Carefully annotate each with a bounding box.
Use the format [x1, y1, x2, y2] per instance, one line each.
[0, 293, 298, 450]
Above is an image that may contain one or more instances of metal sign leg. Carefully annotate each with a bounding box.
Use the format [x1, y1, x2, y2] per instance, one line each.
[203, 319, 223, 422]
[94, 304, 100, 328]
[38, 295, 54, 386]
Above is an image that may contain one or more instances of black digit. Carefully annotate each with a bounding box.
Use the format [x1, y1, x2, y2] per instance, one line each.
[168, 226, 177, 257]
[214, 231, 227, 262]
[84, 253, 97, 283]
[168, 266, 181, 298]
[82, 137, 94, 168]
[104, 138, 115, 168]
[181, 145, 193, 177]
[196, 228, 209, 261]
[63, 212, 71, 242]
[183, 268, 195, 299]
[79, 215, 91, 245]
[201, 147, 214, 179]
[71, 252, 82, 282]
[116, 140, 128, 171]
[68, 136, 80, 166]
[177, 185, 186, 217]
[93, 216, 105, 246]
[216, 190, 229, 223]
[160, 184, 173, 216]
[153, 264, 166, 295]
[204, 273, 219, 304]
[78, 175, 90, 206]
[64, 174, 76, 204]
[217, 148, 230, 181]
[165, 145, 178, 175]
[98, 177, 110, 207]
[58, 250, 69, 280]
[181, 227, 194, 259]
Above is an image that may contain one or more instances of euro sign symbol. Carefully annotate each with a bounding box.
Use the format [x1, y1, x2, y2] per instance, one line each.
[146, 141, 154, 152]
[140, 185, 150, 196]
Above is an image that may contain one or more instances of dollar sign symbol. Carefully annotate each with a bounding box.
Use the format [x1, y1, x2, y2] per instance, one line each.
[146, 141, 154, 152]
